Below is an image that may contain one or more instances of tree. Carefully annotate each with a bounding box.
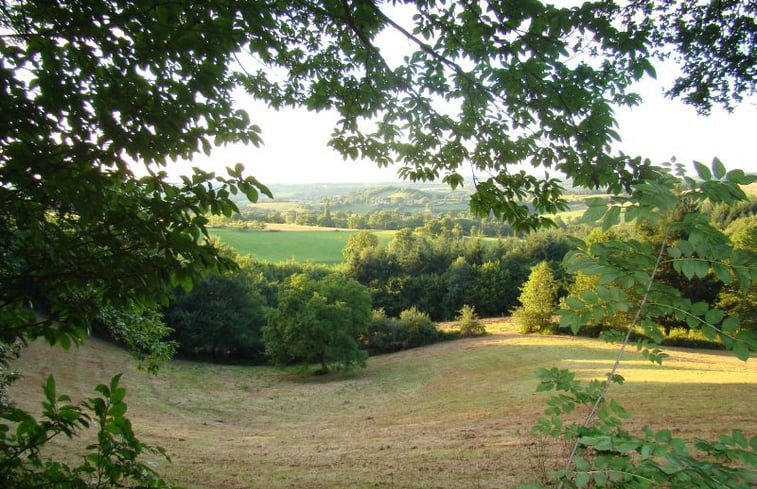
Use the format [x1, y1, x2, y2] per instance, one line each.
[560, 228, 634, 335]
[10, 1, 733, 237]
[164, 274, 268, 361]
[513, 261, 559, 334]
[3, 1, 754, 351]
[263, 274, 372, 373]
[342, 230, 380, 260]
[457, 305, 486, 337]
[718, 217, 757, 334]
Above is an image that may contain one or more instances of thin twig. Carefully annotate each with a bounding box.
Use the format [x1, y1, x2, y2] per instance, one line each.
[558, 225, 671, 489]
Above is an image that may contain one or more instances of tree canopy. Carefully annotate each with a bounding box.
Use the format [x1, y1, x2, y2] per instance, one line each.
[263, 273, 372, 372]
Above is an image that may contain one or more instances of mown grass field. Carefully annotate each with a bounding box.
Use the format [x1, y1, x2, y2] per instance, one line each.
[211, 226, 395, 263]
[9, 321, 756, 489]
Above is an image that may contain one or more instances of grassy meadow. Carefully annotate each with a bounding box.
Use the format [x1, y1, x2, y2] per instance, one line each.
[210, 226, 395, 264]
[10, 322, 756, 489]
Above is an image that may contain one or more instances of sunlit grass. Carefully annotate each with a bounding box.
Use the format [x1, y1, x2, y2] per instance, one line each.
[9, 325, 756, 489]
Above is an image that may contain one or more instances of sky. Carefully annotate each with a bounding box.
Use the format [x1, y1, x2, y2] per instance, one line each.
[162, 8, 757, 186]
[170, 80, 755, 186]
[174, 86, 755, 185]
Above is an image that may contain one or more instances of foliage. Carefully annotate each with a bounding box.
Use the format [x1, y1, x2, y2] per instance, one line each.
[343, 226, 567, 321]
[718, 217, 757, 335]
[2, 0, 754, 486]
[633, 0, 756, 114]
[343, 230, 380, 259]
[360, 307, 454, 354]
[514, 262, 559, 334]
[527, 367, 756, 489]
[1, 3, 274, 358]
[561, 161, 757, 361]
[0, 374, 173, 489]
[457, 305, 486, 337]
[263, 274, 372, 373]
[164, 274, 268, 362]
[525, 161, 757, 489]
[398, 307, 439, 348]
[661, 328, 724, 350]
[95, 307, 177, 374]
[560, 229, 635, 336]
[1, 0, 717, 231]
[359, 309, 409, 355]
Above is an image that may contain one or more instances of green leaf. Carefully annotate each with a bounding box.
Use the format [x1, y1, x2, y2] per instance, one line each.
[581, 203, 608, 224]
[111, 387, 126, 404]
[655, 429, 672, 443]
[694, 161, 712, 181]
[43, 375, 56, 404]
[721, 316, 739, 333]
[610, 399, 632, 419]
[704, 308, 724, 324]
[733, 341, 749, 362]
[576, 472, 591, 488]
[573, 456, 590, 471]
[732, 430, 748, 448]
[614, 439, 640, 451]
[602, 206, 621, 231]
[108, 402, 128, 418]
[712, 263, 731, 284]
[691, 302, 709, 316]
[712, 158, 726, 179]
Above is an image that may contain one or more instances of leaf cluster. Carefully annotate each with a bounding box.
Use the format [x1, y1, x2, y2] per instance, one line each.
[0, 375, 173, 488]
[528, 368, 757, 489]
[562, 161, 757, 361]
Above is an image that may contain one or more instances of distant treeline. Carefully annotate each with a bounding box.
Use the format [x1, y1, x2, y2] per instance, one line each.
[207, 206, 579, 237]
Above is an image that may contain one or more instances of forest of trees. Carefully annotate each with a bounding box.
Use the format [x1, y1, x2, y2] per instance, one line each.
[155, 196, 757, 369]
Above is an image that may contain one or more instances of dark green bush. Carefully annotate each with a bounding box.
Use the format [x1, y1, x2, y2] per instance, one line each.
[359, 309, 409, 354]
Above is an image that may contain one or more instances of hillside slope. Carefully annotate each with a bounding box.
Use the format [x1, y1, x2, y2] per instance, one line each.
[9, 329, 757, 489]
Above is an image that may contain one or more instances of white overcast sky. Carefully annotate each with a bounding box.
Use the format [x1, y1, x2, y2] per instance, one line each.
[163, 6, 757, 185]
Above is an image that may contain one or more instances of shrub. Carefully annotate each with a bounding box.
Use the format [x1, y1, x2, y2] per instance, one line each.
[164, 274, 267, 362]
[359, 309, 408, 354]
[1, 374, 173, 489]
[513, 261, 558, 333]
[457, 304, 486, 337]
[399, 307, 439, 348]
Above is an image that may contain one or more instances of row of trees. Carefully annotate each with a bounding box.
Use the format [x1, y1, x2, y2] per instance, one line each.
[209, 205, 544, 237]
[343, 227, 572, 320]
[167, 199, 757, 370]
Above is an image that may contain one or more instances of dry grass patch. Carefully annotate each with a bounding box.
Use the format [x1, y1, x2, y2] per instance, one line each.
[8, 331, 756, 489]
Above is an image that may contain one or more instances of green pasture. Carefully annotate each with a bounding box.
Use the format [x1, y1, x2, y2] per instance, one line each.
[211, 227, 394, 264]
